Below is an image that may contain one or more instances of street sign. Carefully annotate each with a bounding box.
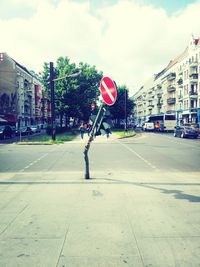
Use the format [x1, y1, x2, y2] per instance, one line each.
[100, 77, 117, 106]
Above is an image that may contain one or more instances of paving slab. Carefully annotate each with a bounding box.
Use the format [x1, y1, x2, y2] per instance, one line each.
[0, 238, 63, 267]
[0, 169, 200, 266]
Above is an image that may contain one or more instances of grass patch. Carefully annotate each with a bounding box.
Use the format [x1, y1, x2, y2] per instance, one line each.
[19, 131, 79, 144]
[113, 129, 136, 138]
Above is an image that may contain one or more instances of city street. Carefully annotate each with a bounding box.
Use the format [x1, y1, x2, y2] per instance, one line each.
[0, 133, 200, 266]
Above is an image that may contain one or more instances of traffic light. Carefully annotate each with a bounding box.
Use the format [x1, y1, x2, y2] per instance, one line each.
[95, 109, 112, 137]
[88, 107, 113, 137]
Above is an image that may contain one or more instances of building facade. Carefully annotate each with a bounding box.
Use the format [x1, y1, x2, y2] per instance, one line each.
[133, 36, 200, 127]
[0, 53, 50, 127]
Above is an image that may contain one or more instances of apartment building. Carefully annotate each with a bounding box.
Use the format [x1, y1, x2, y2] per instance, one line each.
[0, 53, 50, 127]
[133, 35, 200, 127]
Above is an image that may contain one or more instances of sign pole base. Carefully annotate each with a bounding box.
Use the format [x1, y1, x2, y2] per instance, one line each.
[83, 104, 104, 179]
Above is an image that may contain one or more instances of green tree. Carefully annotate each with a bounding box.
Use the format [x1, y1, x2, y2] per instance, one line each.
[77, 62, 103, 121]
[41, 57, 103, 126]
[108, 85, 134, 126]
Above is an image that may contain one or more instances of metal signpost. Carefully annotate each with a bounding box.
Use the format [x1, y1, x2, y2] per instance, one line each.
[84, 76, 117, 179]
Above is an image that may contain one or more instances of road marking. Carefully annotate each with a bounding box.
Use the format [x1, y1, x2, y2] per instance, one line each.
[19, 153, 49, 172]
[152, 133, 200, 148]
[116, 140, 158, 170]
[102, 80, 114, 102]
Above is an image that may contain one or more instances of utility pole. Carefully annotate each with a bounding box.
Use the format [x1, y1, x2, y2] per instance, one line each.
[125, 89, 127, 132]
[50, 62, 56, 141]
[49, 63, 81, 141]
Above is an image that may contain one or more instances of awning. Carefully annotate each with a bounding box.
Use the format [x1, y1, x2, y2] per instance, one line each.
[0, 117, 7, 122]
[0, 114, 16, 123]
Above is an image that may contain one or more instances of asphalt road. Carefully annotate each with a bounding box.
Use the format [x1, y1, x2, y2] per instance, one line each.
[0, 133, 200, 266]
[1, 132, 200, 174]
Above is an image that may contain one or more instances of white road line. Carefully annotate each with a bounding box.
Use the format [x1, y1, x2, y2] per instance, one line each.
[152, 133, 200, 148]
[19, 153, 49, 172]
[117, 140, 158, 170]
[102, 80, 114, 102]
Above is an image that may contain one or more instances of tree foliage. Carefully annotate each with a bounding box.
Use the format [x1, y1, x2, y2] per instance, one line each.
[107, 85, 134, 122]
[41, 57, 103, 124]
[41, 57, 134, 127]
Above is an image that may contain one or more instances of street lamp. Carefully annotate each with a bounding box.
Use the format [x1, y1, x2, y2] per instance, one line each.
[49, 62, 81, 141]
[124, 89, 127, 132]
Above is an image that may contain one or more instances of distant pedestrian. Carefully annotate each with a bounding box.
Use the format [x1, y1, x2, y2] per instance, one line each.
[105, 127, 111, 138]
[154, 121, 160, 132]
[79, 122, 88, 139]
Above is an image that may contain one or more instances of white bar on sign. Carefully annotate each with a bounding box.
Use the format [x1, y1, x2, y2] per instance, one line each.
[102, 80, 114, 102]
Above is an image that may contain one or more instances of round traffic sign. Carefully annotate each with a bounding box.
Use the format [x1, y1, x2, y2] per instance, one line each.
[100, 77, 117, 106]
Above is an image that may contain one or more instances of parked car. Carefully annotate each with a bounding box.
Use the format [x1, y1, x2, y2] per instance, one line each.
[10, 126, 17, 136]
[142, 122, 154, 131]
[174, 126, 199, 139]
[16, 126, 33, 136]
[30, 125, 40, 133]
[0, 125, 14, 139]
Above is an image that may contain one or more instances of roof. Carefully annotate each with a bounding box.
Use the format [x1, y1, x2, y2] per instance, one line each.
[13, 59, 33, 76]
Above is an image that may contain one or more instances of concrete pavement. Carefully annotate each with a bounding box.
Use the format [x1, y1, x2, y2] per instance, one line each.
[0, 172, 200, 266]
[0, 133, 200, 266]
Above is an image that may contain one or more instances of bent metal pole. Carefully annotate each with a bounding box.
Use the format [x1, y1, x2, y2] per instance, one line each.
[84, 104, 104, 179]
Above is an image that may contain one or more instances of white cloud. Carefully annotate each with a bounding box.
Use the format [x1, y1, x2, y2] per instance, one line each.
[0, 0, 200, 95]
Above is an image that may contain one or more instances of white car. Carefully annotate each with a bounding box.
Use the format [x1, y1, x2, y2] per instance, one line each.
[30, 125, 40, 133]
[143, 122, 154, 131]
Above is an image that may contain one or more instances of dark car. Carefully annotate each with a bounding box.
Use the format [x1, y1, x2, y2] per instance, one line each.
[0, 125, 14, 139]
[10, 126, 17, 136]
[16, 126, 33, 136]
[174, 126, 199, 139]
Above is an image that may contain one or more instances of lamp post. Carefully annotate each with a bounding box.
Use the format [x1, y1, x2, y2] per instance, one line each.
[124, 89, 127, 132]
[50, 62, 56, 141]
[49, 62, 81, 141]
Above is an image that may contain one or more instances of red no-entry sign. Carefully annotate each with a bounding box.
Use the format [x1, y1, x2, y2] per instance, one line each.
[100, 77, 117, 106]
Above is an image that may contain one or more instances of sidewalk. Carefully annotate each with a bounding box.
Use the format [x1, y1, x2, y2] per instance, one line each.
[73, 132, 119, 143]
[1, 169, 200, 266]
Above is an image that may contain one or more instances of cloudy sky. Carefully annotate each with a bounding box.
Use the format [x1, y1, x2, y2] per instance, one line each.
[0, 0, 200, 95]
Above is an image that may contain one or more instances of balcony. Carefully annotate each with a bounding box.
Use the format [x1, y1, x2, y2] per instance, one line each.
[26, 90, 32, 97]
[156, 84, 162, 89]
[190, 108, 197, 113]
[157, 93, 162, 98]
[148, 103, 154, 108]
[190, 61, 198, 67]
[189, 91, 198, 98]
[178, 70, 183, 76]
[167, 98, 176, 105]
[189, 73, 198, 83]
[157, 98, 162, 107]
[177, 78, 183, 87]
[178, 95, 183, 102]
[167, 85, 176, 93]
[167, 72, 176, 81]
[157, 104, 162, 109]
